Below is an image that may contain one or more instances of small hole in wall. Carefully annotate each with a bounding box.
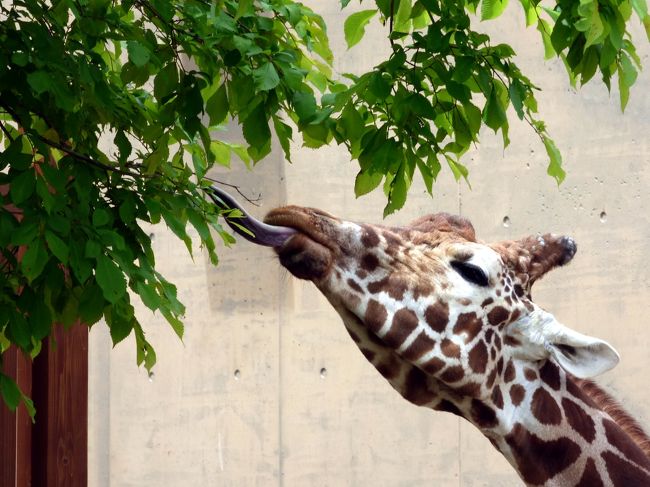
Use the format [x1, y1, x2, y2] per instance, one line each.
[600, 211, 607, 223]
[320, 368, 327, 379]
[234, 369, 241, 380]
[502, 216, 511, 228]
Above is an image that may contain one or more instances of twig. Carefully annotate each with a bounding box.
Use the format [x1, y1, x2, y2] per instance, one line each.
[0, 120, 14, 142]
[203, 177, 262, 206]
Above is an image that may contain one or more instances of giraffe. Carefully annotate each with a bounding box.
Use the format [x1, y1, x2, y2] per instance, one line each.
[209, 187, 650, 486]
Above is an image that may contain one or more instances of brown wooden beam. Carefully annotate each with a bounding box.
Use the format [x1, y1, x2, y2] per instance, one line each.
[32, 323, 88, 487]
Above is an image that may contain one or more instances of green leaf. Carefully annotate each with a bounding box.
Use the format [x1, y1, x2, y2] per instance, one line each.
[243, 103, 272, 161]
[154, 63, 179, 101]
[206, 84, 229, 126]
[105, 303, 134, 345]
[10, 170, 36, 204]
[483, 85, 507, 132]
[446, 156, 470, 184]
[6, 312, 30, 351]
[27, 71, 51, 95]
[272, 115, 293, 162]
[0, 373, 21, 411]
[253, 62, 281, 91]
[45, 230, 69, 264]
[28, 300, 52, 341]
[92, 208, 111, 227]
[79, 283, 105, 325]
[481, 0, 509, 20]
[618, 52, 638, 111]
[543, 136, 565, 184]
[95, 254, 127, 304]
[161, 309, 184, 339]
[127, 41, 150, 67]
[344, 9, 378, 49]
[21, 239, 49, 282]
[393, 0, 412, 32]
[383, 166, 409, 217]
[135, 281, 160, 312]
[355, 170, 384, 197]
[576, 0, 605, 48]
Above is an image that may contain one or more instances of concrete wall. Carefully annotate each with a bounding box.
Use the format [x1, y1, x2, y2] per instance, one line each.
[88, 4, 650, 486]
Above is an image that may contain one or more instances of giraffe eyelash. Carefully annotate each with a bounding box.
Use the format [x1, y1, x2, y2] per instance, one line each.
[450, 261, 489, 287]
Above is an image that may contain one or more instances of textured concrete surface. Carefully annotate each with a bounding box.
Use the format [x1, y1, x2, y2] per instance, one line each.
[88, 4, 650, 486]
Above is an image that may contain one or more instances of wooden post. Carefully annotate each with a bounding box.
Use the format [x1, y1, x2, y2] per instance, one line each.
[1, 323, 87, 487]
[0, 347, 33, 487]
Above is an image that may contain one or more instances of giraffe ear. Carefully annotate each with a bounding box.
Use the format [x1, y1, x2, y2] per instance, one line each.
[512, 308, 620, 378]
[544, 327, 620, 379]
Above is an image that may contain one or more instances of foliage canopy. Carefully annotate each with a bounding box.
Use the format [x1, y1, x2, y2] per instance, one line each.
[0, 0, 647, 414]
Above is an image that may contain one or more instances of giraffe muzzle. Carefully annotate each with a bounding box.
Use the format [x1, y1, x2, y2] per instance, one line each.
[207, 186, 297, 247]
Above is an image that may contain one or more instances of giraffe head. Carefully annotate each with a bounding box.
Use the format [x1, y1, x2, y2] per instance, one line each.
[210, 187, 619, 404]
[262, 205, 618, 397]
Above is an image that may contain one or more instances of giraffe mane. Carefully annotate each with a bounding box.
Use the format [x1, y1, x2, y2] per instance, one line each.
[573, 376, 650, 459]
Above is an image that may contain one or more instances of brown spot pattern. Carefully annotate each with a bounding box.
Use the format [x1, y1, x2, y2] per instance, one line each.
[488, 306, 509, 326]
[402, 331, 436, 361]
[455, 382, 481, 397]
[603, 418, 650, 471]
[503, 360, 515, 383]
[486, 367, 497, 389]
[575, 458, 604, 487]
[361, 225, 380, 247]
[504, 335, 521, 347]
[422, 357, 445, 374]
[376, 355, 401, 379]
[440, 365, 464, 383]
[347, 278, 363, 294]
[383, 308, 418, 348]
[531, 388, 562, 425]
[361, 253, 380, 272]
[602, 450, 650, 486]
[562, 398, 596, 443]
[425, 302, 450, 333]
[471, 399, 498, 428]
[468, 340, 488, 374]
[491, 386, 504, 409]
[365, 299, 387, 333]
[524, 368, 538, 381]
[441, 338, 460, 358]
[367, 276, 389, 294]
[540, 361, 561, 391]
[437, 399, 463, 417]
[403, 368, 437, 406]
[412, 281, 434, 301]
[453, 312, 482, 342]
[510, 385, 525, 406]
[505, 423, 580, 485]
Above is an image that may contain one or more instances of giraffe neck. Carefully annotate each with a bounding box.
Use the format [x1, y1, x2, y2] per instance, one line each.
[339, 308, 650, 486]
[457, 359, 650, 486]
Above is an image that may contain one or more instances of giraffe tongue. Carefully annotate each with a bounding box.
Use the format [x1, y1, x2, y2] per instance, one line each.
[207, 186, 297, 247]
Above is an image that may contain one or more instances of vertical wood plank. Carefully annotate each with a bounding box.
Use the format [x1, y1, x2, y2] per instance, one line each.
[15, 350, 32, 487]
[32, 323, 88, 487]
[1, 347, 18, 487]
[1, 346, 33, 487]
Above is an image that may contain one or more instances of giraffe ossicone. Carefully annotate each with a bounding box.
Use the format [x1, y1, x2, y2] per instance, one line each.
[211, 187, 649, 487]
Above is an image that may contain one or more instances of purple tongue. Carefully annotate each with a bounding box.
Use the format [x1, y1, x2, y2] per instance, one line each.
[208, 186, 296, 247]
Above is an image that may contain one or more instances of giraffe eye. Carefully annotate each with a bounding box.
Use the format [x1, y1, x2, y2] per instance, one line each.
[451, 261, 489, 287]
